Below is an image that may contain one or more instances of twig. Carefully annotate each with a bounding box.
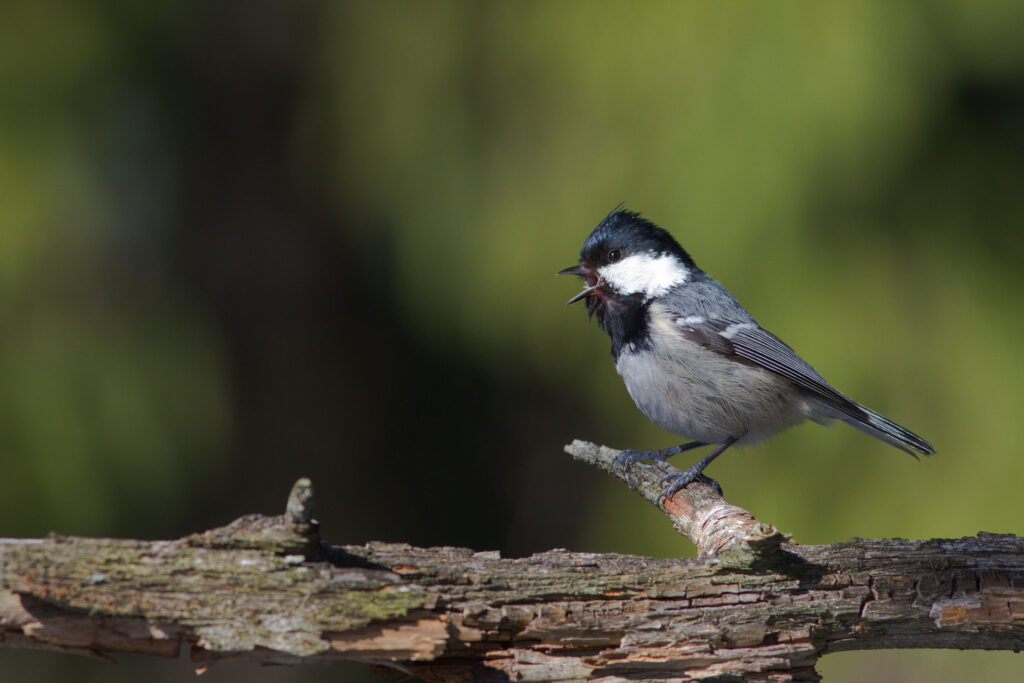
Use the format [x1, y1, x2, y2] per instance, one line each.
[565, 439, 789, 562]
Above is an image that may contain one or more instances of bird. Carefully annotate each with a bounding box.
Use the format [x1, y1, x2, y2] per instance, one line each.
[559, 208, 933, 503]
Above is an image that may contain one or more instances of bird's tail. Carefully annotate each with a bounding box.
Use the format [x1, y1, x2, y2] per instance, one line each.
[841, 405, 934, 459]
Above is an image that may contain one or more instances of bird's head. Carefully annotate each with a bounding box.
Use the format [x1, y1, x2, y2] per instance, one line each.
[559, 208, 696, 322]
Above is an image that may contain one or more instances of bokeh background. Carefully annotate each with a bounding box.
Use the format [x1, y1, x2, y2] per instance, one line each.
[2, 1, 1023, 681]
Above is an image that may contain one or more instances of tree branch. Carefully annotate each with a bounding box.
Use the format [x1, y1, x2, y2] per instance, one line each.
[565, 439, 788, 562]
[2, 451, 1023, 681]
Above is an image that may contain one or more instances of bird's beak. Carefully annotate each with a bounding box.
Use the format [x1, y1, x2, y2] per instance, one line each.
[557, 264, 599, 305]
[565, 285, 599, 305]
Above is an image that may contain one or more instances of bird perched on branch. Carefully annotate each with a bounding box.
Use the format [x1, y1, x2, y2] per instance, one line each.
[559, 208, 933, 503]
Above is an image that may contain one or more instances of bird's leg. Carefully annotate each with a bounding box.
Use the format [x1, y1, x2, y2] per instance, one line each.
[613, 441, 705, 470]
[656, 435, 739, 505]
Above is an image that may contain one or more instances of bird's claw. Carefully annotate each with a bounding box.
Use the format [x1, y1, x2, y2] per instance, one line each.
[655, 469, 722, 505]
[613, 449, 655, 471]
[699, 473, 724, 496]
[613, 442, 724, 502]
[656, 470, 696, 505]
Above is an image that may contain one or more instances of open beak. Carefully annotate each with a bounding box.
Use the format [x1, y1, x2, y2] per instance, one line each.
[557, 264, 599, 305]
[565, 285, 599, 305]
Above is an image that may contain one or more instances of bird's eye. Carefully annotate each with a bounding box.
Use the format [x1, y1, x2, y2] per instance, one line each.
[607, 249, 621, 263]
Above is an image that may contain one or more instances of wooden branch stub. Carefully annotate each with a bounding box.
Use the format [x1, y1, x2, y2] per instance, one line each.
[565, 439, 788, 561]
[183, 477, 321, 559]
[285, 476, 317, 536]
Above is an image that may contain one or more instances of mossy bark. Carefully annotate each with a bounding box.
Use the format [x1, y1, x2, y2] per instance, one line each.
[2, 467, 1023, 681]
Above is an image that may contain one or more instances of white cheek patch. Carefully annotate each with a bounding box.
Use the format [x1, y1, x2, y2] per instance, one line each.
[599, 252, 689, 299]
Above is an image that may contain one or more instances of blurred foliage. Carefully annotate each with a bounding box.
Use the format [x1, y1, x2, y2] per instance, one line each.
[2, 1, 1024, 681]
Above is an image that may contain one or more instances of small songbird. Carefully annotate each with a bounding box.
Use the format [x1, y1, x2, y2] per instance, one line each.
[559, 208, 933, 502]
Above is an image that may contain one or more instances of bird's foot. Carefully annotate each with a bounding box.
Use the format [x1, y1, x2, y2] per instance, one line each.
[613, 441, 705, 471]
[613, 448, 664, 470]
[656, 467, 722, 504]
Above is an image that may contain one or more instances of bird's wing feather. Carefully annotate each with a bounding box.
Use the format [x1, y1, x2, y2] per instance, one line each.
[660, 278, 866, 421]
[675, 316, 867, 422]
[659, 279, 931, 456]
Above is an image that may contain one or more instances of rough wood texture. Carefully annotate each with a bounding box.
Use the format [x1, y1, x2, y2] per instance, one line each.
[2, 456, 1023, 681]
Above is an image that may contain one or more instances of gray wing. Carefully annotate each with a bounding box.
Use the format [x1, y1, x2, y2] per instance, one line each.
[663, 278, 933, 456]
[674, 315, 867, 423]
[661, 277, 861, 417]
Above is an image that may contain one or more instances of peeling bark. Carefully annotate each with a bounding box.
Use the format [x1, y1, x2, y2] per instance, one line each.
[2, 453, 1023, 681]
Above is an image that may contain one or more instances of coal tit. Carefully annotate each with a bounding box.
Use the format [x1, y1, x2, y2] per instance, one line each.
[560, 208, 933, 502]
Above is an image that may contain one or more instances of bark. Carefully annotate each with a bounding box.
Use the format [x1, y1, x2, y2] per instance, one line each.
[1, 446, 1023, 681]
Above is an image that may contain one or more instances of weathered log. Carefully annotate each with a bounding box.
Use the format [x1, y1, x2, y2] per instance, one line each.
[1, 450, 1022, 681]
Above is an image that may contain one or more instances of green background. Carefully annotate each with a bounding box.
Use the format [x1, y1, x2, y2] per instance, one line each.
[2, 2, 1022, 681]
